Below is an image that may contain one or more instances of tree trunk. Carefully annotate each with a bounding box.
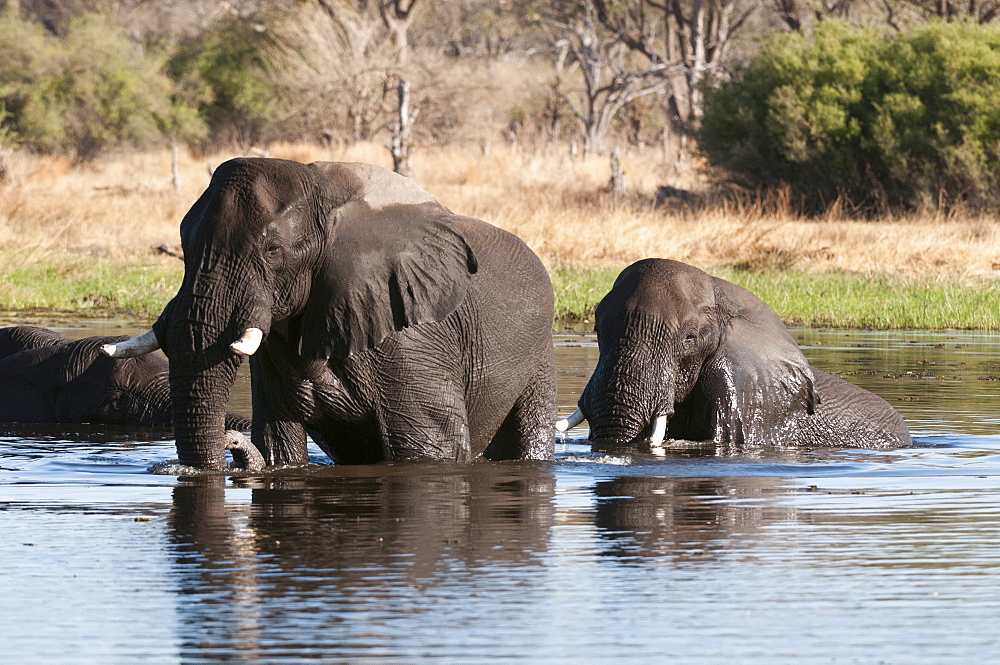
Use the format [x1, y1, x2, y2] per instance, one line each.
[0, 148, 10, 187]
[391, 78, 416, 177]
[171, 143, 181, 191]
[610, 146, 624, 205]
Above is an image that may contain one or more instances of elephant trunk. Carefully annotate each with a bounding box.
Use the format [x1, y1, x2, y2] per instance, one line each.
[579, 346, 676, 448]
[154, 287, 270, 470]
[169, 351, 242, 469]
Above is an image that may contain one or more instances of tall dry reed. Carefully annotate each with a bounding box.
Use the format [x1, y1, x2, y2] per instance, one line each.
[1, 142, 999, 281]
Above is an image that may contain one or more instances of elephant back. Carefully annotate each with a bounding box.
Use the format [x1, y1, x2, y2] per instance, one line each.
[0, 326, 72, 360]
[808, 369, 912, 448]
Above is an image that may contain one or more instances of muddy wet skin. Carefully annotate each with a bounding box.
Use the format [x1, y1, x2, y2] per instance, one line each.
[3, 323, 1000, 663]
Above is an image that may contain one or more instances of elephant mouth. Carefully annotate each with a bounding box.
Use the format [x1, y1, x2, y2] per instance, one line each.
[559, 409, 671, 450]
[102, 327, 265, 359]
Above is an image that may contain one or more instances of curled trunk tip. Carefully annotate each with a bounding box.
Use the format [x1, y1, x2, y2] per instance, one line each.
[225, 430, 265, 472]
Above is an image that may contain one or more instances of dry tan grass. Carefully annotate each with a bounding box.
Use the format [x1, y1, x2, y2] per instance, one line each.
[2, 142, 999, 281]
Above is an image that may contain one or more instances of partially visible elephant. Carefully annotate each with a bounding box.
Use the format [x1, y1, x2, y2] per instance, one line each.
[0, 325, 251, 433]
[560, 259, 911, 450]
[106, 158, 556, 469]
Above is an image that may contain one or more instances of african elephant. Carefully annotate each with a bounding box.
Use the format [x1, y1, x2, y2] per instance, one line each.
[559, 259, 911, 450]
[105, 158, 556, 469]
[0, 326, 258, 464]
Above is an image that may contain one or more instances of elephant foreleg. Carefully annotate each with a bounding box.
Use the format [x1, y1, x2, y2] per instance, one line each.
[252, 418, 308, 466]
[249, 351, 310, 466]
[484, 355, 557, 461]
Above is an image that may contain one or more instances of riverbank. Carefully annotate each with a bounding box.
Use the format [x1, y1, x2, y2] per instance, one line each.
[551, 266, 1000, 329]
[2, 143, 1000, 330]
[0, 251, 997, 330]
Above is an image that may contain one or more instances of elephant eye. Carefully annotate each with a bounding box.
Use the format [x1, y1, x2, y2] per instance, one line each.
[682, 332, 698, 347]
[107, 391, 128, 414]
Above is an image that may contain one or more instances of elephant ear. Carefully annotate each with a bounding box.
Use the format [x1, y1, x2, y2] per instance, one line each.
[696, 278, 817, 445]
[300, 166, 478, 359]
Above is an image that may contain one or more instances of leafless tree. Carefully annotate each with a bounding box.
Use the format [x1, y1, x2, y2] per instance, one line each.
[379, 0, 418, 66]
[378, 0, 420, 175]
[589, 0, 756, 124]
[546, 0, 670, 154]
[268, 2, 392, 143]
[771, 0, 862, 31]
[896, 0, 1000, 22]
[772, 0, 1000, 32]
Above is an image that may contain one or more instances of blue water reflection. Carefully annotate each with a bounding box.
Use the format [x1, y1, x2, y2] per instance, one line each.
[1, 323, 999, 664]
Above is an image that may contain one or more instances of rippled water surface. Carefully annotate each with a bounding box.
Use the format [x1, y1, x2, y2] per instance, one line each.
[2, 323, 1000, 663]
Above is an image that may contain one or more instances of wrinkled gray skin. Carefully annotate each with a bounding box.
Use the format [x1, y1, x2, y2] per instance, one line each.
[577, 259, 911, 450]
[0, 325, 251, 432]
[146, 158, 555, 469]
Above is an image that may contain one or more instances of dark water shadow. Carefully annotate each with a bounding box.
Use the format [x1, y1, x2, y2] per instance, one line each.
[166, 462, 556, 661]
[590, 474, 800, 564]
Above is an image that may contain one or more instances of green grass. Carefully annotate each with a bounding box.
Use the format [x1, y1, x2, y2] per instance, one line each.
[552, 264, 1000, 330]
[1, 252, 997, 330]
[720, 269, 1000, 330]
[549, 265, 623, 325]
[0, 251, 182, 320]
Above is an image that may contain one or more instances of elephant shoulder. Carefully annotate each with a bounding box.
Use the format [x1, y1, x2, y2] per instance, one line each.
[451, 215, 548, 280]
[812, 369, 897, 418]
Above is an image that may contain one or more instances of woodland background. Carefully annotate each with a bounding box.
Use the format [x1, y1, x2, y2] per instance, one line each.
[5, 1, 1000, 209]
[3, 0, 1000, 327]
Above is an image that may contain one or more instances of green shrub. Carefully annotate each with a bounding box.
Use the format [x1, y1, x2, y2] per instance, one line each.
[699, 20, 1000, 213]
[168, 19, 280, 148]
[0, 11, 204, 161]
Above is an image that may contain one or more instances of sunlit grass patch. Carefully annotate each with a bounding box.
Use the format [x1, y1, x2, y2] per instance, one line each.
[0, 251, 181, 319]
[722, 270, 1000, 330]
[553, 265, 1000, 330]
[549, 264, 621, 324]
[2, 144, 1000, 330]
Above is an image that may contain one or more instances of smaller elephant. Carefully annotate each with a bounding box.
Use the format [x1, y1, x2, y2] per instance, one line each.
[0, 326, 251, 433]
[560, 259, 911, 450]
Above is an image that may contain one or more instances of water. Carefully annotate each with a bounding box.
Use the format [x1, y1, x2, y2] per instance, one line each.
[2, 322, 1000, 663]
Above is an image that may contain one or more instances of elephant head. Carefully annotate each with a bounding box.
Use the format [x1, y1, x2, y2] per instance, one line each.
[564, 259, 816, 448]
[106, 158, 477, 469]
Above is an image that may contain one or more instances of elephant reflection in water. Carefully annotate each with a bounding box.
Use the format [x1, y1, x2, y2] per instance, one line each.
[591, 474, 809, 563]
[166, 467, 556, 659]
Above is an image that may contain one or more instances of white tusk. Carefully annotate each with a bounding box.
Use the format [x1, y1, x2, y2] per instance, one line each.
[649, 414, 668, 447]
[556, 408, 586, 432]
[230, 327, 264, 356]
[101, 330, 159, 357]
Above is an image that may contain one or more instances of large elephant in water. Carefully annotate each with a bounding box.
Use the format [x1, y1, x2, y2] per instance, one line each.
[559, 259, 911, 450]
[106, 158, 555, 469]
[0, 326, 251, 433]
